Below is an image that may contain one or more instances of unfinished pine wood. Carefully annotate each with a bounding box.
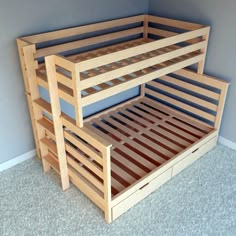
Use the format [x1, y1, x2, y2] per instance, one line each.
[45, 55, 70, 190]
[22, 45, 51, 172]
[17, 40, 42, 160]
[17, 14, 230, 224]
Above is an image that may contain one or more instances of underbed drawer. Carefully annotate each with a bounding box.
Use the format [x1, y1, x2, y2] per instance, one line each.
[112, 168, 172, 220]
[172, 135, 218, 177]
[112, 135, 218, 221]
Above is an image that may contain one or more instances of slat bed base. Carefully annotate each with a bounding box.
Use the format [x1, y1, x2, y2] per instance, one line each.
[16, 14, 229, 223]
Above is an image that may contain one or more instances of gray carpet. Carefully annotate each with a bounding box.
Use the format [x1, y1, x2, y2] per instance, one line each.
[0, 144, 235, 236]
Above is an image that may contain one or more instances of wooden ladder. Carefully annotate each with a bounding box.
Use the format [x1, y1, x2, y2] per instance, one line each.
[17, 42, 70, 191]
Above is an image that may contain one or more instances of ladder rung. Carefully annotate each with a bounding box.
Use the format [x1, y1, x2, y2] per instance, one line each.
[40, 138, 57, 154]
[34, 98, 52, 115]
[37, 117, 55, 137]
[43, 153, 60, 174]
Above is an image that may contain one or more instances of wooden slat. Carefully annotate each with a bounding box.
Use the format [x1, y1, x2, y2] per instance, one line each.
[80, 41, 206, 90]
[112, 150, 147, 177]
[61, 113, 112, 150]
[35, 27, 144, 58]
[23, 15, 145, 43]
[37, 117, 54, 135]
[40, 138, 57, 155]
[69, 168, 104, 210]
[147, 81, 218, 111]
[105, 115, 175, 158]
[78, 27, 209, 71]
[148, 15, 204, 30]
[120, 109, 198, 143]
[96, 119, 168, 163]
[174, 69, 229, 90]
[43, 153, 60, 173]
[117, 104, 191, 147]
[111, 177, 126, 194]
[34, 98, 52, 115]
[66, 144, 103, 179]
[158, 75, 220, 100]
[148, 27, 201, 44]
[81, 54, 204, 106]
[145, 88, 216, 122]
[111, 130, 217, 207]
[111, 162, 136, 185]
[67, 156, 104, 192]
[70, 38, 149, 62]
[56, 72, 73, 88]
[64, 130, 103, 165]
[142, 97, 213, 132]
[142, 103, 206, 137]
[127, 105, 199, 146]
[135, 102, 206, 139]
[37, 73, 75, 105]
[86, 123, 157, 171]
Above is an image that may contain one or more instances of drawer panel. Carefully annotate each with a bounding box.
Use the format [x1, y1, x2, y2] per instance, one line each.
[112, 168, 172, 221]
[172, 136, 217, 177]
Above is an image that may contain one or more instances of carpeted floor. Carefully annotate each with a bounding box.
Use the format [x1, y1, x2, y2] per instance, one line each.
[0, 144, 235, 236]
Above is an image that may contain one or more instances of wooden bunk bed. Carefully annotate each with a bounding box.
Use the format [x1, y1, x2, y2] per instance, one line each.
[17, 14, 229, 223]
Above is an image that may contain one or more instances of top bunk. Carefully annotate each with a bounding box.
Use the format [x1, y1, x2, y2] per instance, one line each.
[18, 14, 210, 126]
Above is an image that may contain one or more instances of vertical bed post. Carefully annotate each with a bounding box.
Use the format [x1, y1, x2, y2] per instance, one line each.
[45, 55, 70, 191]
[214, 83, 230, 131]
[102, 146, 112, 223]
[197, 27, 210, 74]
[16, 39, 42, 160]
[141, 15, 149, 97]
[143, 15, 149, 39]
[71, 64, 83, 128]
[21, 44, 51, 172]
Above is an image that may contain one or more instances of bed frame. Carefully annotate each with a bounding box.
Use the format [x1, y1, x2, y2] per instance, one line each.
[17, 14, 229, 223]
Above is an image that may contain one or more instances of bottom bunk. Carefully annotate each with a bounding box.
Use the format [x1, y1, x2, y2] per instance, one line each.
[83, 96, 218, 220]
[37, 95, 218, 221]
[35, 68, 229, 222]
[84, 97, 214, 196]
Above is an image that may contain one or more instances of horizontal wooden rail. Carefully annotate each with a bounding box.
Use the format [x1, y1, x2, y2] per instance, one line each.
[22, 15, 145, 44]
[148, 15, 205, 30]
[81, 54, 204, 106]
[148, 27, 202, 44]
[35, 27, 144, 58]
[61, 113, 112, 150]
[77, 27, 209, 71]
[80, 41, 206, 90]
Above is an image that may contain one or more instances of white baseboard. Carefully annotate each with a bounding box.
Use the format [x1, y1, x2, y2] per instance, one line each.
[0, 149, 36, 173]
[218, 136, 236, 150]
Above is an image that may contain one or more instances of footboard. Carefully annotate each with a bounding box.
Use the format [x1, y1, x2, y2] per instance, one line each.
[42, 55, 113, 222]
[62, 115, 112, 223]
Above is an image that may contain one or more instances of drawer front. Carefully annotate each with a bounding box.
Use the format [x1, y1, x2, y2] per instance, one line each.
[172, 136, 217, 177]
[112, 168, 172, 221]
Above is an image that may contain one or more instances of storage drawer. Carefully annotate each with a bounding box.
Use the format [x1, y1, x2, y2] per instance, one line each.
[172, 136, 217, 177]
[112, 168, 172, 221]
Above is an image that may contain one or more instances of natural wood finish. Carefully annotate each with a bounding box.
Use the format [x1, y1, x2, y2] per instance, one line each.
[147, 15, 205, 30]
[112, 168, 172, 220]
[77, 27, 209, 71]
[17, 14, 229, 224]
[103, 147, 112, 223]
[17, 39, 41, 160]
[45, 55, 70, 190]
[22, 15, 145, 44]
[22, 45, 51, 172]
[35, 27, 144, 58]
